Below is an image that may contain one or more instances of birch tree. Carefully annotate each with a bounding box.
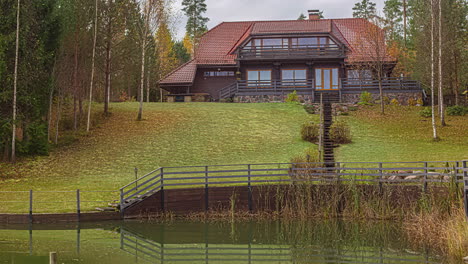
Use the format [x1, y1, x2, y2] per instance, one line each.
[86, 0, 99, 132]
[11, 0, 21, 162]
[430, 0, 438, 140]
[437, 0, 445, 126]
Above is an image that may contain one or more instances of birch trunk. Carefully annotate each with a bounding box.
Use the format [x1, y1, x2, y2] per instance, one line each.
[430, 0, 438, 140]
[86, 0, 99, 132]
[11, 0, 20, 163]
[438, 0, 445, 126]
[138, 3, 150, 121]
[104, 0, 113, 115]
[403, 0, 407, 48]
[146, 57, 150, 103]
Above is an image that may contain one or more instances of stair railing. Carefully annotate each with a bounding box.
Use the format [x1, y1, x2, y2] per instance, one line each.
[120, 168, 163, 212]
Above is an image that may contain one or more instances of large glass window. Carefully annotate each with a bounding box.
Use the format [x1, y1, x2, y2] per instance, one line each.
[247, 70, 272, 87]
[282, 69, 307, 86]
[316, 68, 339, 90]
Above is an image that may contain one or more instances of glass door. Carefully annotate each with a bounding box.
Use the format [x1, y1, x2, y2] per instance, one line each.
[315, 68, 339, 90]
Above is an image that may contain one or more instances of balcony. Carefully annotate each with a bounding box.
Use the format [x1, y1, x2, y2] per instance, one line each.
[237, 45, 346, 60]
[219, 78, 422, 99]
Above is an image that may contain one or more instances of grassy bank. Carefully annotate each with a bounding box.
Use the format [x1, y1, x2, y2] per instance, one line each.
[0, 102, 314, 213]
[335, 105, 468, 162]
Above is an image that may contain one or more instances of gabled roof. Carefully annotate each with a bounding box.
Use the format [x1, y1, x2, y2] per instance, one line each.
[160, 18, 394, 85]
[159, 59, 197, 85]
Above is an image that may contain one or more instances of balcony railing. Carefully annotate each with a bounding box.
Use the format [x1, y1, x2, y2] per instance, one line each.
[238, 45, 345, 60]
[219, 78, 422, 99]
[341, 77, 421, 91]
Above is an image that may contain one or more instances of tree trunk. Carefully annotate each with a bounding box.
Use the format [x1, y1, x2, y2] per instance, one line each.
[73, 36, 79, 131]
[104, 0, 113, 115]
[138, 3, 150, 121]
[55, 84, 63, 144]
[403, 0, 407, 48]
[378, 74, 384, 115]
[87, 0, 99, 132]
[47, 58, 57, 142]
[11, 0, 20, 163]
[146, 57, 150, 103]
[430, 0, 438, 140]
[438, 0, 445, 126]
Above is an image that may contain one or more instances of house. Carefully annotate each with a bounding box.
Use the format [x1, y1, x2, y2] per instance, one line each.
[160, 10, 423, 104]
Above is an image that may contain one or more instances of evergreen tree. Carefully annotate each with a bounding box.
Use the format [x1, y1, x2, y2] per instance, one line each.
[297, 13, 306, 20]
[353, 0, 377, 20]
[173, 41, 191, 64]
[181, 0, 209, 52]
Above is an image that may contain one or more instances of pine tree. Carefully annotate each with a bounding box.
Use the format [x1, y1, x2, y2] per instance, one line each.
[353, 0, 377, 20]
[297, 13, 306, 20]
[182, 0, 209, 53]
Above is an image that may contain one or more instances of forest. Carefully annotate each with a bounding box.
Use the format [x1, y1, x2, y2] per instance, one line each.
[0, 0, 466, 162]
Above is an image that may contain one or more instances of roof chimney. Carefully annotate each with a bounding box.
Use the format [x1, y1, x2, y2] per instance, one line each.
[308, 10, 321, 20]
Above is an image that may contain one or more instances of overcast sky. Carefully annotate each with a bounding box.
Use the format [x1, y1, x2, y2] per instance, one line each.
[171, 0, 387, 40]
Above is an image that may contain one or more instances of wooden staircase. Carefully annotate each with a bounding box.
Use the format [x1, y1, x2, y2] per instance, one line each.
[322, 102, 336, 167]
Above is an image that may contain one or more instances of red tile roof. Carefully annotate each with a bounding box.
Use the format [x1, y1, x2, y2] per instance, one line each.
[161, 18, 394, 85]
[159, 59, 197, 85]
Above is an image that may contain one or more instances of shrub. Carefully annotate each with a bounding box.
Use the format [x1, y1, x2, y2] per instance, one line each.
[285, 90, 299, 103]
[390, 98, 399, 105]
[300, 122, 320, 143]
[416, 98, 424, 106]
[290, 148, 322, 179]
[408, 98, 417, 106]
[303, 105, 316, 114]
[383, 96, 390, 105]
[446, 105, 467, 116]
[330, 121, 352, 144]
[358, 91, 373, 105]
[419, 107, 432, 118]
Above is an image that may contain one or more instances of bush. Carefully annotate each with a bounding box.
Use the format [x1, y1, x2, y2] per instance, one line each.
[303, 105, 316, 114]
[330, 121, 352, 144]
[358, 91, 373, 105]
[446, 105, 467, 116]
[300, 122, 320, 143]
[408, 98, 417, 106]
[285, 90, 299, 103]
[419, 107, 432, 118]
[390, 98, 399, 105]
[290, 148, 322, 179]
[416, 98, 424, 106]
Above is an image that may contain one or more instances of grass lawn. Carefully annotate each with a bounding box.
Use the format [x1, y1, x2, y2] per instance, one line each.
[335, 105, 468, 162]
[0, 102, 315, 213]
[0, 103, 467, 214]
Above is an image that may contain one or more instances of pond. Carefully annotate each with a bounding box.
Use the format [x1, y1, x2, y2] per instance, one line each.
[0, 219, 442, 264]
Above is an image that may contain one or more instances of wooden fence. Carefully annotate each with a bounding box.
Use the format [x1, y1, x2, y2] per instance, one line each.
[120, 160, 468, 216]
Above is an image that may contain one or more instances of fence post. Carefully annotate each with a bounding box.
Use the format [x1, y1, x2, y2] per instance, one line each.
[379, 162, 383, 193]
[205, 166, 209, 212]
[423, 162, 428, 193]
[134, 168, 138, 191]
[160, 168, 165, 212]
[119, 189, 125, 217]
[463, 160, 468, 219]
[29, 190, 33, 224]
[248, 164, 252, 213]
[76, 189, 80, 222]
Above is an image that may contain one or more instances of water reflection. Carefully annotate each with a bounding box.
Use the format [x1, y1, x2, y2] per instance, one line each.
[0, 220, 441, 264]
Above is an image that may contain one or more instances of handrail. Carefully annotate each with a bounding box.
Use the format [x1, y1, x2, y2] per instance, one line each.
[119, 161, 467, 213]
[239, 44, 345, 59]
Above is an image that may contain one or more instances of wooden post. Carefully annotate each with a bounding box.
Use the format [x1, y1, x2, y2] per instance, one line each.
[423, 162, 428, 193]
[379, 162, 383, 193]
[134, 168, 138, 191]
[29, 190, 33, 224]
[205, 166, 209, 212]
[119, 189, 124, 217]
[160, 168, 165, 212]
[463, 160, 468, 219]
[248, 164, 252, 212]
[49, 252, 57, 264]
[76, 189, 80, 222]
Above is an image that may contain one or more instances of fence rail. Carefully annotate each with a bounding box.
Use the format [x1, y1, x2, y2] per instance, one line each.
[120, 161, 468, 213]
[120, 229, 440, 264]
[238, 44, 346, 59]
[0, 190, 118, 217]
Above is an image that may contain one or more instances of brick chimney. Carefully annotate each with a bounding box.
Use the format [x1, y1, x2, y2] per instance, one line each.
[308, 10, 321, 20]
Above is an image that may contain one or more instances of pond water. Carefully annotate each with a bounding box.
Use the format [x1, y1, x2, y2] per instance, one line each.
[0, 219, 442, 264]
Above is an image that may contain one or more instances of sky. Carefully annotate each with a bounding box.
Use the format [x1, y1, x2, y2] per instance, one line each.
[171, 0, 387, 40]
